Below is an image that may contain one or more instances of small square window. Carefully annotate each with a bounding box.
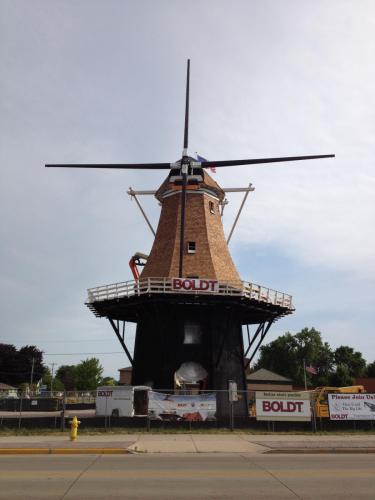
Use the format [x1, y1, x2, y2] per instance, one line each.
[187, 241, 196, 254]
[183, 321, 202, 344]
[209, 201, 215, 214]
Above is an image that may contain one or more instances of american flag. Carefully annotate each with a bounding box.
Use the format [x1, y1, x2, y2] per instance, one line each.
[305, 365, 318, 375]
[196, 153, 216, 173]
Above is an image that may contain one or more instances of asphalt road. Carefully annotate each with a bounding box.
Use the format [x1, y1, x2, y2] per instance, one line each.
[0, 454, 375, 499]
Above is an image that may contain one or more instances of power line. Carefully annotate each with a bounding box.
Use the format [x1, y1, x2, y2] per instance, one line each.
[43, 352, 126, 356]
[2, 338, 135, 344]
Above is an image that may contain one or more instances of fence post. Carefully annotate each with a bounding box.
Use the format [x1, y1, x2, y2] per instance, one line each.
[105, 394, 108, 431]
[311, 394, 317, 433]
[229, 400, 234, 431]
[18, 394, 23, 430]
[60, 390, 66, 431]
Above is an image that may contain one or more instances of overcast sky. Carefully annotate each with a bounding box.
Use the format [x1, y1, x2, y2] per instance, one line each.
[1, 0, 374, 380]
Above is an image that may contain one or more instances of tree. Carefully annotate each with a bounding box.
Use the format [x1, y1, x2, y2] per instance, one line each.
[366, 361, 375, 377]
[254, 332, 299, 381]
[255, 328, 333, 387]
[0, 343, 46, 386]
[0, 344, 17, 385]
[293, 328, 334, 386]
[329, 364, 354, 387]
[100, 377, 117, 386]
[75, 358, 103, 390]
[55, 365, 77, 390]
[42, 367, 65, 392]
[333, 346, 366, 379]
[18, 345, 45, 385]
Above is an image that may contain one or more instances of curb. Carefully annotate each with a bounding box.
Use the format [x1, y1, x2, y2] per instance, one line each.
[0, 448, 131, 455]
[265, 448, 375, 454]
[2, 447, 375, 455]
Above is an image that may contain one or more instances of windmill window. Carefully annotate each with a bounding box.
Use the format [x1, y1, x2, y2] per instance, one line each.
[183, 321, 202, 344]
[187, 241, 196, 254]
[209, 201, 215, 214]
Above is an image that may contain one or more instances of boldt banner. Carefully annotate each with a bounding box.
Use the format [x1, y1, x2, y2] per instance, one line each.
[255, 391, 311, 421]
[148, 391, 216, 421]
[172, 278, 219, 293]
[328, 393, 375, 420]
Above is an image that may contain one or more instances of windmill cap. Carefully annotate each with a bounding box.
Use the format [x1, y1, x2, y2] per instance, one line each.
[155, 168, 225, 202]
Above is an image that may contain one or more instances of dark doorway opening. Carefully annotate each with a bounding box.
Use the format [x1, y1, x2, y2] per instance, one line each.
[133, 389, 149, 415]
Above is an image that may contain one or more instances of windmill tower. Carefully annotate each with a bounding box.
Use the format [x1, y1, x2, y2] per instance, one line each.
[47, 60, 334, 419]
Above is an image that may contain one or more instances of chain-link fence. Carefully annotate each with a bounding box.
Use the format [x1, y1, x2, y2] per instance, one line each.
[0, 388, 374, 431]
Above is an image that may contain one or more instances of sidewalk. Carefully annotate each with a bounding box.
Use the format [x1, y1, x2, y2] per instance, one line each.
[0, 434, 135, 454]
[1, 433, 375, 454]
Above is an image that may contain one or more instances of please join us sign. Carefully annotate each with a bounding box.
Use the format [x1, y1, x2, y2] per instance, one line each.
[171, 278, 219, 293]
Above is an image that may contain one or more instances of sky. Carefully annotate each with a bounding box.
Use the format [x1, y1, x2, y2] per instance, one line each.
[1, 0, 374, 380]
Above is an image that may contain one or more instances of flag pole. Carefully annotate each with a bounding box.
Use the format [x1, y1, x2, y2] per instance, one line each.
[303, 359, 307, 390]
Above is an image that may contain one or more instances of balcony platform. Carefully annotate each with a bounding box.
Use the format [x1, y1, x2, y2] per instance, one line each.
[86, 277, 294, 325]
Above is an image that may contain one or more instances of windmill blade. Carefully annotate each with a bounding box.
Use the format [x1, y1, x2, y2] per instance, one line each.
[45, 163, 172, 170]
[200, 154, 335, 168]
[179, 59, 191, 278]
[183, 59, 190, 152]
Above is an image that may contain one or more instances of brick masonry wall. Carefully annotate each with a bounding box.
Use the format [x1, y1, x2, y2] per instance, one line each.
[139, 194, 179, 277]
[141, 188, 241, 283]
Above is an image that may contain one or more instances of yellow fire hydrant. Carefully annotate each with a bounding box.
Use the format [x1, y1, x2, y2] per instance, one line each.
[69, 416, 81, 441]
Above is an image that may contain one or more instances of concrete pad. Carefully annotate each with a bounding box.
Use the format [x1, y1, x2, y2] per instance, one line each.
[241, 434, 375, 443]
[191, 434, 268, 453]
[128, 434, 196, 453]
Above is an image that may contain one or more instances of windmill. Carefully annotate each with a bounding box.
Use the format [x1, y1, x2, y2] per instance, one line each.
[46, 60, 334, 419]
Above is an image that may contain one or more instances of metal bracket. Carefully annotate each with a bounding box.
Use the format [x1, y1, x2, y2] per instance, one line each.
[243, 319, 275, 370]
[127, 183, 255, 242]
[128, 187, 156, 236]
[108, 318, 134, 366]
[227, 183, 255, 244]
[126, 186, 255, 196]
[220, 198, 229, 217]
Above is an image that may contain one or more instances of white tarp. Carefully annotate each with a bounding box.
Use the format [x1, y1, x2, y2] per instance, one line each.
[255, 391, 311, 421]
[175, 362, 208, 384]
[328, 393, 375, 420]
[148, 391, 216, 421]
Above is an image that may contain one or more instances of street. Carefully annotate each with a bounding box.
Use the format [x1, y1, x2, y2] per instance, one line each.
[0, 453, 374, 499]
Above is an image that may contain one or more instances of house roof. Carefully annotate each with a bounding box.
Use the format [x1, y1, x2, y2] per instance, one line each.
[0, 383, 17, 390]
[247, 368, 292, 383]
[118, 367, 132, 372]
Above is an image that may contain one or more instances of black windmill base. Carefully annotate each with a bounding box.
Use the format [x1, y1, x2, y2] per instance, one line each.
[87, 291, 292, 419]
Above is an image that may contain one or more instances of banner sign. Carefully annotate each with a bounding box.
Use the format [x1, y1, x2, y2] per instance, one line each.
[172, 278, 219, 293]
[255, 391, 311, 421]
[328, 393, 375, 420]
[228, 381, 238, 402]
[148, 391, 216, 421]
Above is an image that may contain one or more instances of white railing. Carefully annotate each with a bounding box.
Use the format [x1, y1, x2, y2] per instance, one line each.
[86, 277, 293, 310]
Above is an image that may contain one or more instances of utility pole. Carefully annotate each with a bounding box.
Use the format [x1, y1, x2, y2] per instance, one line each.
[30, 357, 35, 389]
[50, 363, 56, 396]
[303, 359, 308, 391]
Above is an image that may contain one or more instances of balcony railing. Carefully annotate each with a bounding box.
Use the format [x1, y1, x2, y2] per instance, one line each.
[86, 277, 293, 310]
